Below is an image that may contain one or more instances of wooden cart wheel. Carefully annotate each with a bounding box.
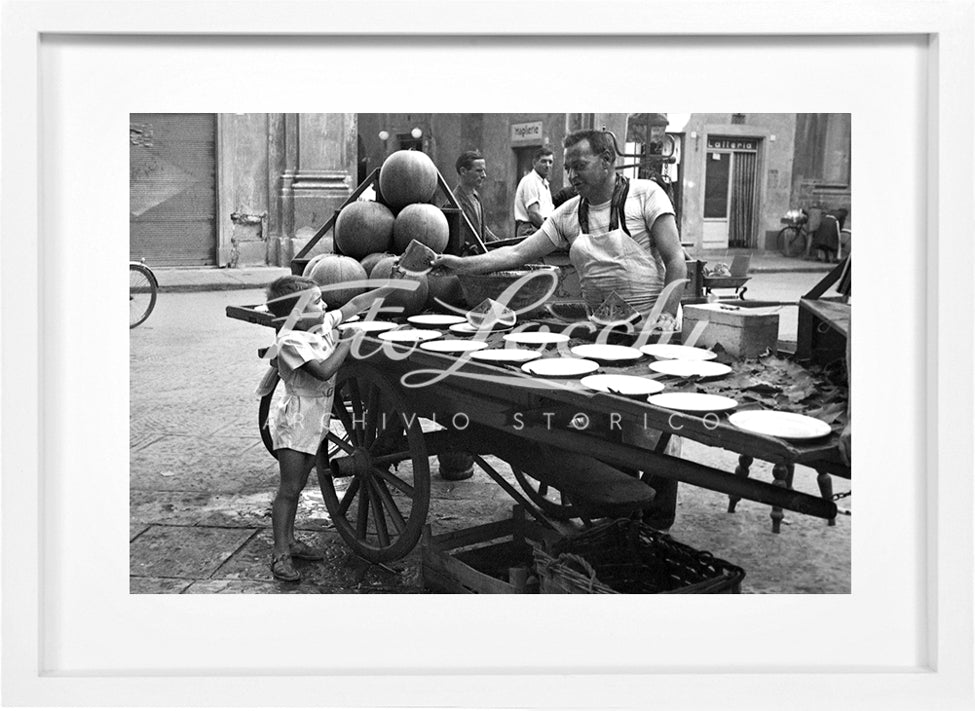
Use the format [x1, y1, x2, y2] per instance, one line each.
[316, 363, 431, 562]
[259, 372, 353, 460]
[511, 469, 586, 521]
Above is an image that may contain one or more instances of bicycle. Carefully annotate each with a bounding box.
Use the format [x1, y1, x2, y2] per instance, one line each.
[130, 260, 158, 328]
[777, 210, 809, 258]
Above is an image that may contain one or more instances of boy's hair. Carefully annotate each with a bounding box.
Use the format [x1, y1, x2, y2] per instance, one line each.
[455, 150, 484, 174]
[265, 275, 319, 318]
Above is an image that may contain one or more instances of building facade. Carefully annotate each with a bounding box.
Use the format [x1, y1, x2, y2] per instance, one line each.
[130, 113, 358, 268]
[675, 113, 850, 250]
[130, 113, 850, 267]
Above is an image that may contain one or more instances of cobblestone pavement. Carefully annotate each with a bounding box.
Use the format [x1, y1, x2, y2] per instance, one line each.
[130, 285, 850, 594]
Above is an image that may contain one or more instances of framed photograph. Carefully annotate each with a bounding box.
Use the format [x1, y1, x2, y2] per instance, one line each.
[2, 1, 972, 709]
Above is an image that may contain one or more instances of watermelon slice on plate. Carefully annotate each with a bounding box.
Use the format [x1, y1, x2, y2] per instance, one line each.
[466, 298, 517, 329]
[589, 292, 641, 327]
[398, 239, 437, 276]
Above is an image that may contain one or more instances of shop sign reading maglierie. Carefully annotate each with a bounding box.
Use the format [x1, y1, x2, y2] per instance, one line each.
[510, 121, 543, 146]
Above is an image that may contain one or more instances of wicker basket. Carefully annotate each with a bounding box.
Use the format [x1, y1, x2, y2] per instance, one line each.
[534, 519, 745, 594]
[456, 264, 561, 313]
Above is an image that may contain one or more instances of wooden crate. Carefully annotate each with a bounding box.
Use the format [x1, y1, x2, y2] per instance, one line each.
[682, 302, 780, 359]
[421, 507, 559, 594]
[796, 297, 849, 366]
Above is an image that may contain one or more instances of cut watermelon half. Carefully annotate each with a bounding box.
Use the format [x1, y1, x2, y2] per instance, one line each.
[466, 298, 517, 329]
[589, 292, 641, 327]
[398, 239, 437, 276]
[545, 301, 590, 322]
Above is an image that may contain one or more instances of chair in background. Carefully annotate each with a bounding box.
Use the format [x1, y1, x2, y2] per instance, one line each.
[703, 254, 752, 300]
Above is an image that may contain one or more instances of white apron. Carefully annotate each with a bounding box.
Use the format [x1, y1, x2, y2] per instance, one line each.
[568, 177, 666, 317]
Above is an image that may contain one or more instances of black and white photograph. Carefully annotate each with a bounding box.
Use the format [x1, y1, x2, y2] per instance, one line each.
[130, 112, 852, 594]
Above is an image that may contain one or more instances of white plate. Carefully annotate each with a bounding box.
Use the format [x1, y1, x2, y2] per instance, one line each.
[469, 348, 545, 364]
[570, 343, 643, 362]
[648, 359, 732, 379]
[376, 329, 443, 343]
[521, 358, 599, 378]
[407, 314, 468, 327]
[449, 322, 514, 335]
[419, 339, 489, 354]
[337, 320, 397, 334]
[639, 344, 717, 361]
[728, 410, 832, 441]
[580, 374, 665, 397]
[648, 393, 739, 413]
[503, 331, 571, 346]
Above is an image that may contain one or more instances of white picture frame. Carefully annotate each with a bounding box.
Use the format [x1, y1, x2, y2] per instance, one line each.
[2, 1, 973, 709]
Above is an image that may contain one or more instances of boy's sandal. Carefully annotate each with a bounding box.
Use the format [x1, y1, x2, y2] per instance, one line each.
[270, 553, 301, 582]
[289, 540, 324, 561]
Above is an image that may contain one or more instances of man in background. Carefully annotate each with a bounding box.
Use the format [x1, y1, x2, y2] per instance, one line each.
[452, 150, 501, 247]
[513, 147, 555, 237]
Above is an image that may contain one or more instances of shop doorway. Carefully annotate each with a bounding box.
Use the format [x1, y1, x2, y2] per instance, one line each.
[514, 147, 536, 188]
[702, 137, 759, 248]
[130, 113, 217, 266]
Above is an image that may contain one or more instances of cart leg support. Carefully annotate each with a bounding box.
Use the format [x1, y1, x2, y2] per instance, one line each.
[506, 425, 837, 523]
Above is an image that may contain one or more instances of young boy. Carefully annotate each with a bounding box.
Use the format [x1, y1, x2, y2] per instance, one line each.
[262, 275, 393, 582]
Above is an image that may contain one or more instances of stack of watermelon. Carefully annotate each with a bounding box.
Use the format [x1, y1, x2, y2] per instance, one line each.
[305, 149, 462, 314]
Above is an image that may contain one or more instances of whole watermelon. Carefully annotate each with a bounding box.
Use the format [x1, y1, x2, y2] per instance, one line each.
[361, 251, 396, 277]
[371, 257, 429, 317]
[307, 254, 368, 309]
[301, 253, 328, 278]
[393, 204, 450, 254]
[379, 150, 438, 210]
[334, 201, 395, 260]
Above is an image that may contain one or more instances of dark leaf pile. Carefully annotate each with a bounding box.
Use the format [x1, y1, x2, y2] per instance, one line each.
[693, 347, 849, 430]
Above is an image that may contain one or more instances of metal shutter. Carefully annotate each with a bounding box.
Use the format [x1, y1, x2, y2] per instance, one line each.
[729, 151, 757, 248]
[130, 114, 216, 266]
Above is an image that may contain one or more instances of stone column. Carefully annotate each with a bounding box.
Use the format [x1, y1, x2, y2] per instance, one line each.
[218, 113, 273, 268]
[268, 113, 298, 267]
[290, 113, 357, 260]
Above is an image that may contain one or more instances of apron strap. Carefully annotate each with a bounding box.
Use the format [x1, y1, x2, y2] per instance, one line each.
[578, 175, 631, 236]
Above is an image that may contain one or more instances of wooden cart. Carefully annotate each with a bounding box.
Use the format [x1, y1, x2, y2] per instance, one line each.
[227, 301, 848, 564]
[228, 165, 847, 564]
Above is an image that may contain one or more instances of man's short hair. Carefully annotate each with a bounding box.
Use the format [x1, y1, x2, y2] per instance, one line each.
[455, 150, 484, 174]
[532, 146, 554, 162]
[564, 129, 616, 162]
[266, 275, 318, 318]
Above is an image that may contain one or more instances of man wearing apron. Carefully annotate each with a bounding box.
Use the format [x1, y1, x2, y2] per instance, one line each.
[434, 129, 688, 531]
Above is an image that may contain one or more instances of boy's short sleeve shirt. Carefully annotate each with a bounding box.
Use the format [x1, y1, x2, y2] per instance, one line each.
[275, 310, 342, 396]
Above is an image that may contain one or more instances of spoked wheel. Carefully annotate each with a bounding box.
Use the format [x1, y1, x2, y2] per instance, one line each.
[258, 372, 352, 460]
[511, 469, 587, 522]
[129, 263, 158, 328]
[777, 225, 806, 257]
[317, 364, 431, 562]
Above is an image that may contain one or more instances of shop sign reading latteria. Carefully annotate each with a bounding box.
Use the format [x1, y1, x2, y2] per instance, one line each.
[707, 137, 758, 151]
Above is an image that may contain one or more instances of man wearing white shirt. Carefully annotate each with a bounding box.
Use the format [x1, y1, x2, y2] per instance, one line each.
[513, 147, 555, 237]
